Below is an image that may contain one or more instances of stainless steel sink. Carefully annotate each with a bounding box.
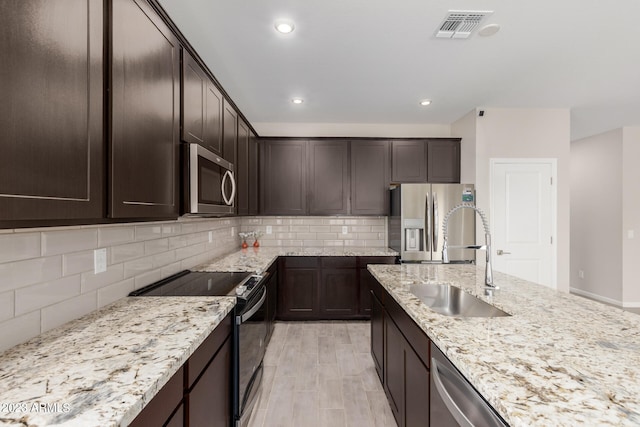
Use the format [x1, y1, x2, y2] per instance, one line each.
[409, 284, 510, 317]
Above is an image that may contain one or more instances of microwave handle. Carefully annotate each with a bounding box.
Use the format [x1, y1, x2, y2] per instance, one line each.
[221, 170, 236, 206]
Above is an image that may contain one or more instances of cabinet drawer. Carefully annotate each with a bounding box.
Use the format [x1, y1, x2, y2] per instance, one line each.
[320, 257, 356, 269]
[283, 256, 319, 269]
[357, 256, 397, 268]
[129, 366, 184, 427]
[385, 291, 430, 369]
[187, 312, 232, 388]
[370, 275, 386, 305]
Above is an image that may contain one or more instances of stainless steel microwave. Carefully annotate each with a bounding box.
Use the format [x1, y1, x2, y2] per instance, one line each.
[183, 143, 236, 216]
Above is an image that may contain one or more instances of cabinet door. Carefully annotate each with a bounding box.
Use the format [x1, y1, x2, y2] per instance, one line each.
[222, 100, 238, 166]
[111, 0, 180, 219]
[384, 317, 404, 427]
[236, 118, 250, 215]
[351, 140, 390, 215]
[248, 131, 259, 215]
[359, 269, 375, 315]
[391, 140, 427, 183]
[188, 336, 232, 427]
[0, 0, 104, 224]
[308, 140, 350, 215]
[260, 140, 307, 215]
[278, 268, 319, 319]
[320, 268, 358, 318]
[427, 139, 460, 183]
[371, 290, 385, 383]
[181, 49, 223, 155]
[405, 347, 430, 427]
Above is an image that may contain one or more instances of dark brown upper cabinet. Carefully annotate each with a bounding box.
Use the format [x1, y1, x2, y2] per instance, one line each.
[222, 100, 238, 166]
[260, 140, 308, 215]
[180, 48, 223, 156]
[391, 140, 428, 183]
[392, 139, 461, 184]
[427, 139, 460, 183]
[248, 130, 259, 215]
[110, 0, 180, 219]
[236, 118, 250, 215]
[308, 140, 350, 215]
[0, 0, 104, 225]
[351, 140, 390, 215]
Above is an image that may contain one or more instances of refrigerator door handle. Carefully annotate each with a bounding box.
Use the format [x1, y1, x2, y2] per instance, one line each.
[425, 192, 431, 252]
[433, 192, 439, 251]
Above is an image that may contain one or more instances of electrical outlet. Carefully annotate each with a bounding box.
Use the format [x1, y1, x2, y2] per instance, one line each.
[342, 226, 348, 235]
[578, 270, 585, 279]
[209, 231, 213, 243]
[94, 248, 107, 274]
[266, 226, 273, 234]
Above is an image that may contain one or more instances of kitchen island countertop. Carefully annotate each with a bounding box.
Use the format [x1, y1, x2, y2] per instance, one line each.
[368, 263, 640, 427]
[0, 296, 235, 427]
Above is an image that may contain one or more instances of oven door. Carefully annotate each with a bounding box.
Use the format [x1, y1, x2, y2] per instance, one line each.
[235, 285, 268, 427]
[184, 143, 236, 215]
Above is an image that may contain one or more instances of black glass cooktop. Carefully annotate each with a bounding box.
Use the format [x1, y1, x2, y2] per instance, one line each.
[129, 270, 252, 297]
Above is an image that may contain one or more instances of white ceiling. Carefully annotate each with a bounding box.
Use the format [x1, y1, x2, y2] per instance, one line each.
[157, 0, 640, 140]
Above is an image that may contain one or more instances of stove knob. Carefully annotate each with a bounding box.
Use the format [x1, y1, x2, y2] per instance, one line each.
[236, 285, 246, 295]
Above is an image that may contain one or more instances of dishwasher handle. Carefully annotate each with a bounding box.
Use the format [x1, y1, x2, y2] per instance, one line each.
[431, 358, 475, 427]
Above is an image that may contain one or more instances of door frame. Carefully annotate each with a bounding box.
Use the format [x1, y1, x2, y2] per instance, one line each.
[489, 158, 558, 288]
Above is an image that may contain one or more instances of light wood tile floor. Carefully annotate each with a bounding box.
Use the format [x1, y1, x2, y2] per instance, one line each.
[248, 321, 397, 427]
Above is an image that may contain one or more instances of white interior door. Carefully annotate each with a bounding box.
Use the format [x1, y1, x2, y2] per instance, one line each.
[490, 159, 556, 288]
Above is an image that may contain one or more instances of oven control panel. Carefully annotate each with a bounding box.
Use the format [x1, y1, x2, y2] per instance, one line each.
[236, 275, 263, 299]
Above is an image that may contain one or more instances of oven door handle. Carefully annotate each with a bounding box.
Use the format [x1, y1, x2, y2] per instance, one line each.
[238, 286, 267, 324]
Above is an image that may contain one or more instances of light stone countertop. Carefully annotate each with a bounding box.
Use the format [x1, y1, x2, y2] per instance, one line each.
[0, 296, 235, 427]
[368, 263, 640, 427]
[194, 246, 399, 273]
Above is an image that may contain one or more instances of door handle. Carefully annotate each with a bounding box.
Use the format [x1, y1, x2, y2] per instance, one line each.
[221, 170, 236, 206]
[497, 249, 511, 255]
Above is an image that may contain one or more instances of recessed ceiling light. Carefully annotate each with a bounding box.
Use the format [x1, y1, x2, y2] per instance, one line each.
[419, 100, 432, 106]
[291, 98, 304, 104]
[275, 21, 295, 34]
[478, 23, 500, 37]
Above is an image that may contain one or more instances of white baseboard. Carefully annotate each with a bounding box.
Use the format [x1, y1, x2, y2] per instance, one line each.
[570, 287, 623, 307]
[622, 301, 640, 308]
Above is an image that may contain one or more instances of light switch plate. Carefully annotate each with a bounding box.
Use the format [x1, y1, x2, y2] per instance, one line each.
[94, 248, 107, 274]
[266, 226, 273, 234]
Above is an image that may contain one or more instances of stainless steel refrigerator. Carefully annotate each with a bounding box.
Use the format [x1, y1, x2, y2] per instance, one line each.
[389, 183, 476, 262]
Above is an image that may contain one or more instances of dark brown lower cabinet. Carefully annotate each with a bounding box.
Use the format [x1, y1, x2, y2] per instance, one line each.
[358, 257, 397, 316]
[278, 257, 320, 319]
[131, 312, 232, 427]
[370, 289, 385, 382]
[374, 277, 430, 427]
[187, 336, 231, 427]
[278, 256, 394, 320]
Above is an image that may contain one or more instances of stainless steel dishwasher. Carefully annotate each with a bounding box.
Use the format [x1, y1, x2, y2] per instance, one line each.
[430, 343, 509, 427]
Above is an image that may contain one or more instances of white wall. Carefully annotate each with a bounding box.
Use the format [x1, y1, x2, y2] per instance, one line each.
[452, 108, 572, 291]
[622, 127, 640, 306]
[252, 122, 451, 138]
[570, 129, 623, 304]
[451, 110, 477, 185]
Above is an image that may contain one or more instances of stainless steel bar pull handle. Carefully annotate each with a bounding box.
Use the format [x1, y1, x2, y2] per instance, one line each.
[425, 193, 431, 252]
[433, 192, 439, 251]
[497, 249, 511, 255]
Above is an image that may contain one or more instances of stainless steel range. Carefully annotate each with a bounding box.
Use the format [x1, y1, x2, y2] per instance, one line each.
[130, 270, 268, 427]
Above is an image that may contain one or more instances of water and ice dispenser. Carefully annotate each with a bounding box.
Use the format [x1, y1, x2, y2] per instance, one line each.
[404, 219, 424, 252]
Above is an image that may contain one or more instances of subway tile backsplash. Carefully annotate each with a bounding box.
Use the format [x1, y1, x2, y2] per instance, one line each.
[0, 215, 388, 353]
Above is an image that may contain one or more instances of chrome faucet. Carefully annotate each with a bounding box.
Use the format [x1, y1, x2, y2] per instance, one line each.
[442, 203, 496, 288]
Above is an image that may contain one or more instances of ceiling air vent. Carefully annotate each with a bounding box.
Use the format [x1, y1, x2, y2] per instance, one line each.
[436, 10, 493, 39]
